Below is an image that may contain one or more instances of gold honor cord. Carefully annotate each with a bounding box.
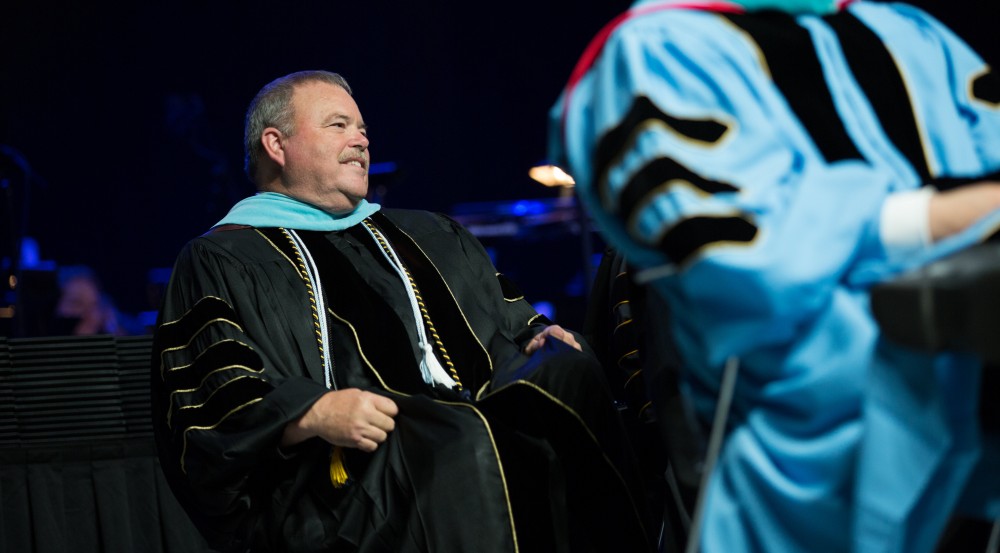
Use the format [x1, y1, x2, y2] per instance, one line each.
[637, 400, 654, 419]
[279, 228, 346, 486]
[324, 306, 405, 488]
[280, 229, 329, 384]
[613, 318, 634, 334]
[619, 351, 640, 371]
[362, 220, 464, 392]
[395, 222, 494, 375]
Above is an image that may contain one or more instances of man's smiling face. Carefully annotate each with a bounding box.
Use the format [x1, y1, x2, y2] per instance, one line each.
[277, 80, 370, 213]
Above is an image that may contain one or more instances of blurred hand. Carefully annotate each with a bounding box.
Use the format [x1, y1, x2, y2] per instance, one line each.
[523, 324, 583, 355]
[282, 388, 398, 452]
[928, 182, 1000, 241]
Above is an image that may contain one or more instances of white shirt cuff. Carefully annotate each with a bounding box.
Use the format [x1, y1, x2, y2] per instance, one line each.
[880, 187, 935, 258]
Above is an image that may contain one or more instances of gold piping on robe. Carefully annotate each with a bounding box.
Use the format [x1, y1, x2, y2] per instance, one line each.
[168, 371, 267, 427]
[394, 223, 495, 376]
[158, 296, 240, 328]
[180, 397, 264, 474]
[483, 379, 649, 538]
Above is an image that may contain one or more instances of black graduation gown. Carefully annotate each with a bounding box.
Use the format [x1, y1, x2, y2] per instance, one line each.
[151, 209, 653, 552]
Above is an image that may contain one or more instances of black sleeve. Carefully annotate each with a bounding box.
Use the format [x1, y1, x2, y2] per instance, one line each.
[151, 237, 329, 551]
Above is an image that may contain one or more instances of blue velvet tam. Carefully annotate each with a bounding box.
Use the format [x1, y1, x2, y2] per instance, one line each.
[729, 0, 838, 13]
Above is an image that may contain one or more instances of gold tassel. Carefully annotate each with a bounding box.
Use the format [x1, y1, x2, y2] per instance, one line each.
[329, 445, 349, 488]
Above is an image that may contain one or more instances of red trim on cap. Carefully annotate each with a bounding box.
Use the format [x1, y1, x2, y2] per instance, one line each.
[560, 2, 746, 141]
[558, 0, 859, 140]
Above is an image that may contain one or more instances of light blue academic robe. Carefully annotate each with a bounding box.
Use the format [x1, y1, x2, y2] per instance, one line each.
[551, 1, 1000, 551]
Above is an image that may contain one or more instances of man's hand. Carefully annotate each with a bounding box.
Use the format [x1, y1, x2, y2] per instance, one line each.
[523, 324, 583, 355]
[282, 389, 398, 452]
[928, 182, 1000, 241]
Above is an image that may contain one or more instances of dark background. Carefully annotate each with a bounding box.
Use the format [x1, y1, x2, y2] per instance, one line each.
[1, 1, 996, 329]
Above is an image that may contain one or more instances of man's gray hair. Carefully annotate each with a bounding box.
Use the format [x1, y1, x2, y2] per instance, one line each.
[243, 70, 353, 184]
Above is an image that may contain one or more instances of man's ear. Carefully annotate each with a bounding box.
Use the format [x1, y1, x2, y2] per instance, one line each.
[261, 127, 285, 167]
